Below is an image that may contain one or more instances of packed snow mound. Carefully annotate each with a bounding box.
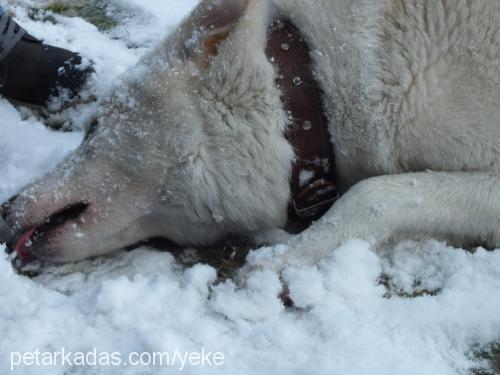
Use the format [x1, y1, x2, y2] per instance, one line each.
[2, 241, 500, 375]
[0, 1, 500, 374]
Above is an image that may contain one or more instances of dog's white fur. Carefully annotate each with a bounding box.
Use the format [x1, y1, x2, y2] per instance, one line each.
[3, 0, 500, 270]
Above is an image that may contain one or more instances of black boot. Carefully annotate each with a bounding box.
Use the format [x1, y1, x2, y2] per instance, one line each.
[0, 13, 93, 108]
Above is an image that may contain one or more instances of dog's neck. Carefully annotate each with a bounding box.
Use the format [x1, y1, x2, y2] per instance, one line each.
[266, 19, 339, 231]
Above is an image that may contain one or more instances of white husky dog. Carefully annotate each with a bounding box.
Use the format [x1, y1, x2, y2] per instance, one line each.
[1, 0, 499, 274]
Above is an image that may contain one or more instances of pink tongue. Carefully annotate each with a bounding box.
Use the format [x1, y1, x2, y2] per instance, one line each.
[15, 228, 36, 259]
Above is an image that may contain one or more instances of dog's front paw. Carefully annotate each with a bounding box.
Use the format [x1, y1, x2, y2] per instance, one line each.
[234, 244, 289, 286]
[234, 263, 263, 288]
[251, 228, 292, 246]
[247, 243, 290, 271]
[235, 249, 297, 307]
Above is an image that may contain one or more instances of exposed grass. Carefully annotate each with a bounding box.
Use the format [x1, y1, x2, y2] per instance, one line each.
[44, 3, 71, 14]
[29, 1, 118, 32]
[471, 344, 500, 375]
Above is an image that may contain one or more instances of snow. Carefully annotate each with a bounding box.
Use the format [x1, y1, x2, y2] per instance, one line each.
[0, 99, 82, 200]
[1, 1, 500, 374]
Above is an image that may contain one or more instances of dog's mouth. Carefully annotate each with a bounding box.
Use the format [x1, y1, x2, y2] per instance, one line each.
[14, 202, 89, 259]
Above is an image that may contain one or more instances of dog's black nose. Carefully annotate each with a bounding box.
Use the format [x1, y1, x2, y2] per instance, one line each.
[0, 216, 14, 244]
[1, 194, 18, 220]
[0, 195, 17, 244]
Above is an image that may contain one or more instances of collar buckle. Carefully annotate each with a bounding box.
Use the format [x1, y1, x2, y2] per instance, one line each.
[292, 179, 340, 219]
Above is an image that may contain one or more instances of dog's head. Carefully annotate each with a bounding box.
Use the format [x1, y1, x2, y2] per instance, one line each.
[1, 0, 293, 263]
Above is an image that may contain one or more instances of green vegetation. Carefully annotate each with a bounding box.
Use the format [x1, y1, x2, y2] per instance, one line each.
[44, 3, 71, 14]
[472, 344, 500, 375]
[30, 1, 118, 31]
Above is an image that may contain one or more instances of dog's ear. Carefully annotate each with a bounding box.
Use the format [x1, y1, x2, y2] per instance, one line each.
[175, 0, 268, 66]
[198, 0, 250, 59]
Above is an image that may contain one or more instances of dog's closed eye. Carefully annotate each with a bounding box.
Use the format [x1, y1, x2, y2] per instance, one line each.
[84, 119, 99, 141]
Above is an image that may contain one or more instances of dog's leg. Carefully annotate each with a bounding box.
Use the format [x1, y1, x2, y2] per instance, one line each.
[243, 172, 500, 274]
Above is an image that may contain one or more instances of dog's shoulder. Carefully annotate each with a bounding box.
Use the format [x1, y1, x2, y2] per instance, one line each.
[273, 0, 500, 186]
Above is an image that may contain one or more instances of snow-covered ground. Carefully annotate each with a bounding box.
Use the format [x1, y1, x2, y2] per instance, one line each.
[1, 1, 500, 374]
